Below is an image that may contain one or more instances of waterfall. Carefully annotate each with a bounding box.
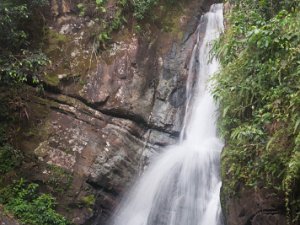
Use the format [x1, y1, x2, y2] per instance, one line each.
[109, 4, 224, 225]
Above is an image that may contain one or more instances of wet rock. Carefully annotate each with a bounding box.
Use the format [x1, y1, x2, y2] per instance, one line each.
[0, 208, 20, 225]
[169, 86, 187, 108]
[14, 0, 222, 224]
[222, 188, 287, 225]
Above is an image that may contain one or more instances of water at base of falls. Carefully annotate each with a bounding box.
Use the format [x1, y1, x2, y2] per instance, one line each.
[109, 4, 224, 225]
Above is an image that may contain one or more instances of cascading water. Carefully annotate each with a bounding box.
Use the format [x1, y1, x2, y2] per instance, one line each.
[109, 4, 224, 225]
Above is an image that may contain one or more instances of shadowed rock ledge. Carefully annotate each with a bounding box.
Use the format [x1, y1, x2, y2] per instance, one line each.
[221, 188, 287, 225]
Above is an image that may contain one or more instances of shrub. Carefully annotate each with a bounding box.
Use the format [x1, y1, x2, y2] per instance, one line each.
[0, 0, 49, 85]
[0, 179, 69, 225]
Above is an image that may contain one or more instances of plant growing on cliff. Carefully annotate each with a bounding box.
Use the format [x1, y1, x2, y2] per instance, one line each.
[76, 0, 181, 49]
[0, 0, 49, 186]
[0, 0, 49, 85]
[213, 1, 300, 224]
[0, 144, 22, 175]
[0, 179, 69, 225]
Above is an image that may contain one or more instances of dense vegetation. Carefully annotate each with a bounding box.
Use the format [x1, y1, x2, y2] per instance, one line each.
[0, 0, 69, 224]
[0, 0, 48, 84]
[0, 114, 70, 224]
[0, 180, 69, 225]
[213, 0, 300, 223]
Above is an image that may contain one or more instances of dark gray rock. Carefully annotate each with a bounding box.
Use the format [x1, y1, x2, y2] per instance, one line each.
[169, 86, 187, 108]
[221, 188, 287, 225]
[0, 208, 20, 225]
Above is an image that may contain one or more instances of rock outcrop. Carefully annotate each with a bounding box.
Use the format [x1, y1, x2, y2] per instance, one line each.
[0, 207, 20, 225]
[13, 0, 219, 224]
[221, 188, 287, 225]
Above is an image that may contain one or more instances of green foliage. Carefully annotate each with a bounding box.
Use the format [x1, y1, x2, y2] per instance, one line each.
[77, 3, 86, 16]
[0, 179, 69, 225]
[132, 0, 159, 19]
[76, 0, 180, 48]
[0, 51, 48, 84]
[95, 0, 105, 5]
[76, 0, 128, 48]
[0, 0, 48, 51]
[95, 0, 107, 13]
[0, 0, 49, 85]
[130, 0, 177, 20]
[0, 3, 29, 51]
[0, 110, 22, 176]
[284, 152, 300, 223]
[0, 144, 21, 175]
[213, 1, 300, 223]
[132, 0, 179, 20]
[47, 165, 73, 194]
[81, 195, 95, 207]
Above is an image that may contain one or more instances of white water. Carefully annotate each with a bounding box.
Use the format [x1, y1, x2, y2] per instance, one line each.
[110, 4, 224, 225]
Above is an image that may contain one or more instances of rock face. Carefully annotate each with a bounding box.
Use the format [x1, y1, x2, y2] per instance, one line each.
[0, 207, 20, 225]
[14, 0, 219, 224]
[221, 188, 287, 225]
